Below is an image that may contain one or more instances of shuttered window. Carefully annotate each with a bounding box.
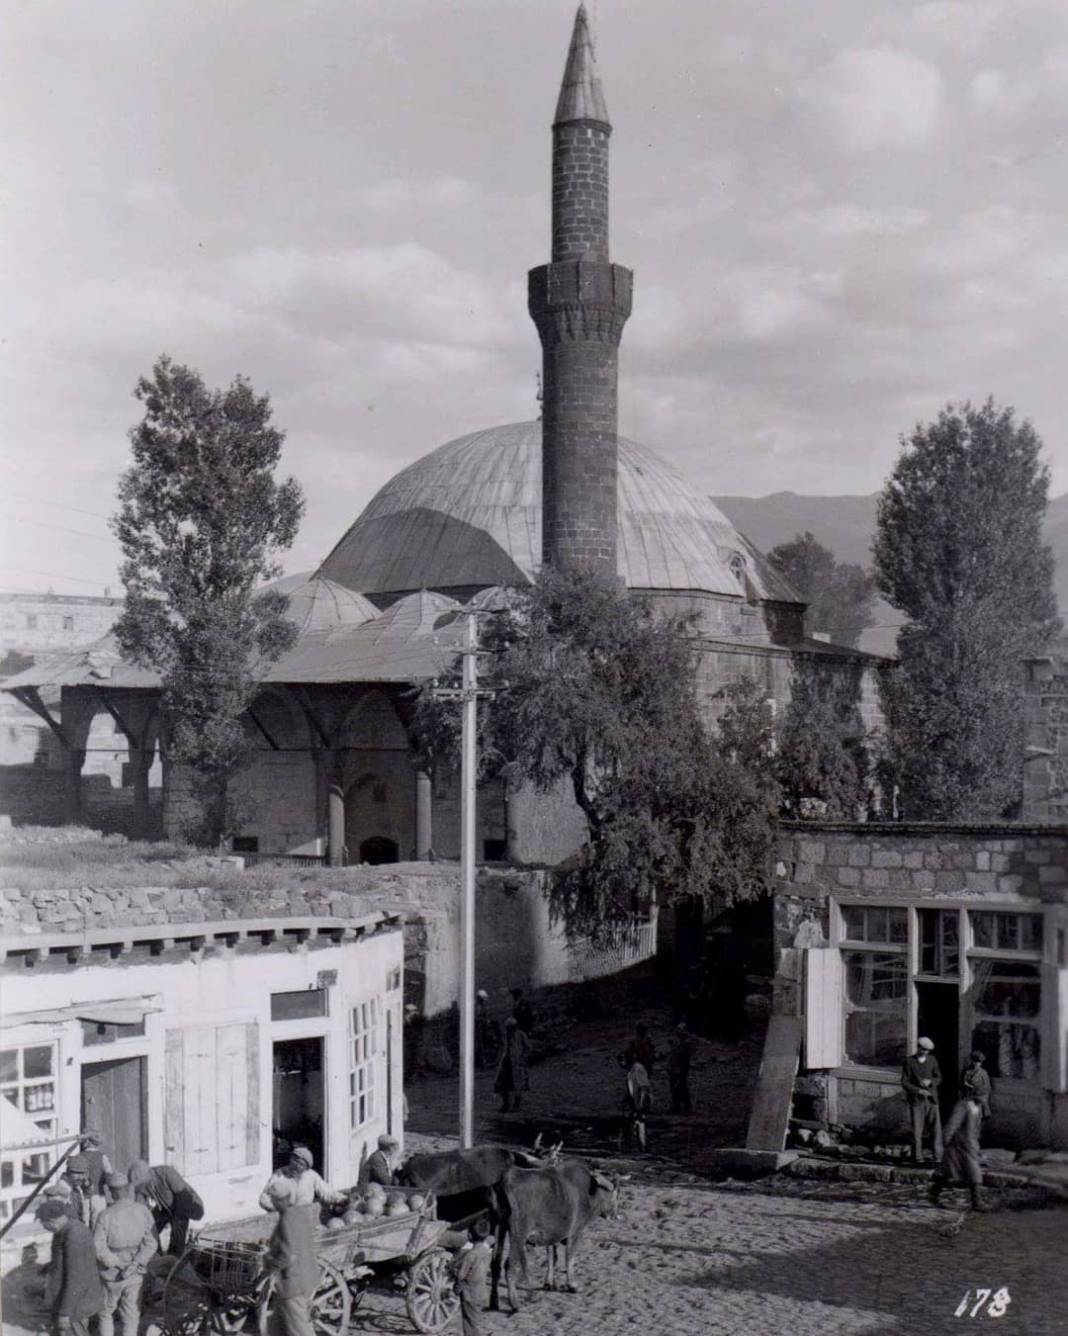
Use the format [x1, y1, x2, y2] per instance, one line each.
[165, 1024, 259, 1174]
[349, 999, 379, 1130]
[804, 948, 843, 1068]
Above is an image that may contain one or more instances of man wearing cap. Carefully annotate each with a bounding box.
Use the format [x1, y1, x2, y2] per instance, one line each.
[259, 1146, 345, 1213]
[77, 1132, 112, 1197]
[263, 1178, 319, 1336]
[960, 1051, 992, 1118]
[63, 1155, 108, 1231]
[128, 1159, 204, 1256]
[359, 1135, 400, 1189]
[902, 1037, 944, 1164]
[93, 1173, 157, 1336]
[36, 1198, 104, 1336]
[929, 1094, 989, 1211]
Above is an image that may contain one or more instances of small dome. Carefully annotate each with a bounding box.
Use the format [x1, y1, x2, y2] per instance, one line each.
[266, 572, 380, 635]
[321, 421, 796, 602]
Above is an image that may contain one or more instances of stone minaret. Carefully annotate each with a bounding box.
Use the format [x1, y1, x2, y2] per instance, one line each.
[529, 5, 632, 578]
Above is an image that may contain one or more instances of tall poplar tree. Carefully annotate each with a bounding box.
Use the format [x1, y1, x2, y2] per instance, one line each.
[111, 356, 305, 844]
[873, 399, 1059, 819]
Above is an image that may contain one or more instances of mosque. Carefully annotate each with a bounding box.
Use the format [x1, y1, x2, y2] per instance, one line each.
[3, 7, 879, 861]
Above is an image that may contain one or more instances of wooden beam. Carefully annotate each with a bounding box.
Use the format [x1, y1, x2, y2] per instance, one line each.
[11, 687, 69, 750]
[246, 707, 281, 751]
[292, 687, 332, 749]
[90, 688, 138, 745]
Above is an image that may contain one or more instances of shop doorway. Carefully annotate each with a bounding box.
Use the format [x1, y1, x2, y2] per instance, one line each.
[81, 1057, 147, 1175]
[272, 1037, 325, 1173]
[915, 982, 959, 1116]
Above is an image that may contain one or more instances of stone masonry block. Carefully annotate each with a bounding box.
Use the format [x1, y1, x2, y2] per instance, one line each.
[935, 870, 965, 892]
[837, 867, 861, 887]
[848, 845, 871, 868]
[911, 870, 936, 891]
[976, 851, 991, 872]
[998, 875, 1024, 893]
[799, 841, 826, 865]
[1038, 864, 1068, 884]
[903, 851, 924, 870]
[872, 850, 903, 869]
[862, 868, 890, 889]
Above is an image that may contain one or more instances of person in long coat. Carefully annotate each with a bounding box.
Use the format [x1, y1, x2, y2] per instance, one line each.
[128, 1160, 204, 1256]
[493, 1018, 530, 1112]
[36, 1198, 104, 1336]
[901, 1037, 944, 1163]
[264, 1180, 320, 1336]
[929, 1097, 987, 1211]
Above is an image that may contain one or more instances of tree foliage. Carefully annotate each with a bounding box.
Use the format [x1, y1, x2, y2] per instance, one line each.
[111, 356, 305, 844]
[776, 659, 869, 819]
[413, 568, 779, 940]
[767, 531, 876, 648]
[872, 398, 1060, 819]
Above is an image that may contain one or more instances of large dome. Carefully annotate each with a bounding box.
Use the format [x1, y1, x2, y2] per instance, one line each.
[321, 421, 795, 602]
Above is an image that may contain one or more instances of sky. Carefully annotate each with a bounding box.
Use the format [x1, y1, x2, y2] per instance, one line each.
[3, 0, 1067, 595]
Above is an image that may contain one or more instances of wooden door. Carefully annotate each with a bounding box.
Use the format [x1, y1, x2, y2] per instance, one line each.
[81, 1057, 146, 1175]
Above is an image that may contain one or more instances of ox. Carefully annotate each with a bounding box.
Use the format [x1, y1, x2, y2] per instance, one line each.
[495, 1160, 618, 1311]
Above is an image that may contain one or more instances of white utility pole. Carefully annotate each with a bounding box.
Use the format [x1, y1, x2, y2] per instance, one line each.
[458, 609, 478, 1148]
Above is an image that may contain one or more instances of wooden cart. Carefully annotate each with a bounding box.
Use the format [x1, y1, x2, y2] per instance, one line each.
[159, 1198, 460, 1335]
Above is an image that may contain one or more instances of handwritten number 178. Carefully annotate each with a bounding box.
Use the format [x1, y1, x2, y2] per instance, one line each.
[955, 1288, 1011, 1318]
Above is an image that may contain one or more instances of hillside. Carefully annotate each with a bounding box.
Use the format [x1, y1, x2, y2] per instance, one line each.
[715, 491, 1068, 657]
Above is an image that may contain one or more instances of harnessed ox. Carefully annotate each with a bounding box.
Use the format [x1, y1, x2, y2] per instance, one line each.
[495, 1160, 618, 1311]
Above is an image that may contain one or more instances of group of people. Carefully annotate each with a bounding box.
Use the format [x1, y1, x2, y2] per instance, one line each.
[618, 1020, 696, 1149]
[902, 1037, 994, 1210]
[33, 1134, 204, 1336]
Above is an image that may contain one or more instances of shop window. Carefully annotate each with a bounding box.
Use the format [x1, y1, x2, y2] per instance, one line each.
[841, 905, 908, 946]
[0, 1042, 58, 1221]
[919, 909, 959, 976]
[971, 911, 1042, 953]
[232, 836, 259, 853]
[62, 616, 74, 632]
[970, 959, 1041, 1080]
[349, 998, 379, 1130]
[842, 950, 908, 1067]
[271, 989, 327, 1022]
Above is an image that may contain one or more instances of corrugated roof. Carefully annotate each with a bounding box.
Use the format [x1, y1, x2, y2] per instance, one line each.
[320, 421, 794, 603]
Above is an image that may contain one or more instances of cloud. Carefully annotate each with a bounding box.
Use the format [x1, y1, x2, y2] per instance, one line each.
[811, 46, 945, 150]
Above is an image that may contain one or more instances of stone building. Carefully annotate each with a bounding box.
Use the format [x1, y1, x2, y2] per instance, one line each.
[774, 823, 1068, 1149]
[1, 8, 880, 862]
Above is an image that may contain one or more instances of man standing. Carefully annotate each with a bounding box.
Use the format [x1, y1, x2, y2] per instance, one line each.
[510, 988, 534, 1038]
[36, 1198, 104, 1336]
[62, 1155, 108, 1231]
[93, 1173, 157, 1336]
[901, 1037, 944, 1163]
[260, 1146, 345, 1213]
[929, 1096, 988, 1211]
[128, 1159, 204, 1256]
[264, 1180, 319, 1336]
[454, 1233, 493, 1336]
[493, 1018, 530, 1113]
[622, 1022, 657, 1076]
[666, 1023, 694, 1115]
[960, 1051, 992, 1118]
[358, 1135, 400, 1189]
[77, 1132, 112, 1197]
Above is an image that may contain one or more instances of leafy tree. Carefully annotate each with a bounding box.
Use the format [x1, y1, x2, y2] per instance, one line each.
[872, 398, 1060, 819]
[776, 659, 869, 819]
[767, 531, 876, 648]
[111, 356, 304, 844]
[413, 568, 779, 940]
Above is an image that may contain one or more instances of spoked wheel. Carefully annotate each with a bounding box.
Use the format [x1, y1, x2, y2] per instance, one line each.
[160, 1249, 262, 1335]
[405, 1248, 460, 1334]
[309, 1259, 351, 1336]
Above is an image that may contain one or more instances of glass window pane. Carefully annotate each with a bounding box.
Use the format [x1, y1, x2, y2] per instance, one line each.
[868, 910, 889, 943]
[22, 1047, 51, 1079]
[0, 1161, 12, 1188]
[270, 989, 326, 1021]
[23, 1084, 54, 1113]
[972, 912, 994, 949]
[972, 1021, 1041, 1080]
[942, 912, 959, 947]
[888, 910, 908, 944]
[997, 914, 1019, 951]
[842, 906, 865, 940]
[0, 1051, 17, 1083]
[1020, 915, 1043, 952]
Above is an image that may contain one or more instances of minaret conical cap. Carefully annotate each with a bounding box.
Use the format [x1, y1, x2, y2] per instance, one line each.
[554, 4, 610, 127]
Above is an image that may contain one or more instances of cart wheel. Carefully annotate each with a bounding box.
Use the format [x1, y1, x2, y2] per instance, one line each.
[405, 1248, 460, 1334]
[160, 1250, 256, 1335]
[309, 1259, 351, 1336]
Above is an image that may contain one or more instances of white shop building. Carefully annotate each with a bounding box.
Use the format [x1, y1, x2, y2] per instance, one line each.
[0, 910, 405, 1239]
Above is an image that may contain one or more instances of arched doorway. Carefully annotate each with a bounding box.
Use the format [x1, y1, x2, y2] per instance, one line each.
[359, 835, 399, 865]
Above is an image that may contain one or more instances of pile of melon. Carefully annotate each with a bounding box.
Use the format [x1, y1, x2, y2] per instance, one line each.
[328, 1183, 428, 1228]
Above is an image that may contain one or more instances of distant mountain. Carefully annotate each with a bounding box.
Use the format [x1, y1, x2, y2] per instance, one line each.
[715, 490, 1068, 658]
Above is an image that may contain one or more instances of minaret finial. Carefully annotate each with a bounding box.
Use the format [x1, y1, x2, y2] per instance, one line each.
[555, 4, 609, 128]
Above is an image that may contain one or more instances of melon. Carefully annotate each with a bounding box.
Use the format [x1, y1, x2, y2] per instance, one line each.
[364, 1197, 385, 1217]
[386, 1199, 408, 1217]
[407, 1193, 426, 1211]
[367, 1182, 387, 1197]
[343, 1210, 362, 1226]
[326, 1216, 346, 1231]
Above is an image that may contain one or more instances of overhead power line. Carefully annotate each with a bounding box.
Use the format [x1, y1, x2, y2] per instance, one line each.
[0, 513, 117, 544]
[4, 492, 112, 522]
